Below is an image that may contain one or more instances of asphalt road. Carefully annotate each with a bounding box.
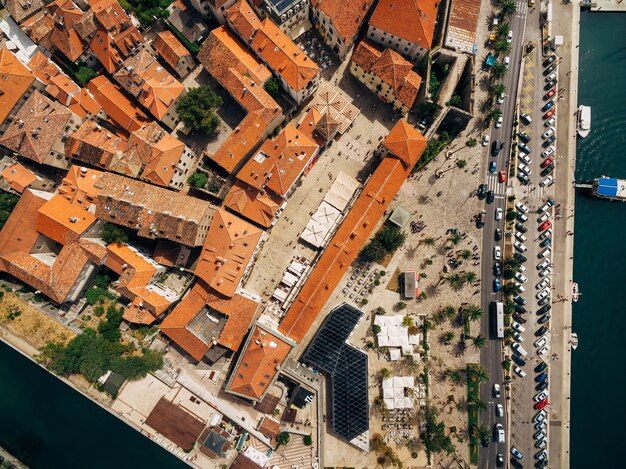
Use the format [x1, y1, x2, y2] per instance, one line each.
[478, 2, 529, 468]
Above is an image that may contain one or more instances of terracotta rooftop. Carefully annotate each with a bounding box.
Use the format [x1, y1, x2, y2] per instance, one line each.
[226, 0, 263, 41]
[21, 9, 54, 43]
[444, 0, 480, 54]
[88, 75, 151, 133]
[1, 163, 37, 193]
[160, 281, 258, 361]
[4, 0, 44, 23]
[237, 124, 319, 198]
[369, 0, 438, 49]
[279, 121, 426, 343]
[258, 416, 281, 441]
[0, 91, 74, 165]
[153, 31, 191, 71]
[352, 40, 422, 110]
[47, 0, 89, 61]
[36, 194, 97, 245]
[0, 47, 36, 127]
[94, 172, 215, 247]
[382, 119, 427, 167]
[112, 25, 144, 58]
[57, 165, 103, 208]
[90, 28, 123, 73]
[89, 0, 132, 36]
[226, 322, 293, 401]
[223, 180, 281, 228]
[308, 83, 360, 135]
[311, 0, 375, 45]
[114, 49, 185, 121]
[194, 208, 263, 298]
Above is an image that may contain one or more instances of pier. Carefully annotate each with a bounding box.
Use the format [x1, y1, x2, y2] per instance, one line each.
[581, 0, 626, 12]
[574, 183, 593, 189]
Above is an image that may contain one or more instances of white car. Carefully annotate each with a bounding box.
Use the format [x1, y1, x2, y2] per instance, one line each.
[533, 410, 547, 423]
[519, 153, 532, 165]
[507, 30, 513, 43]
[539, 229, 553, 240]
[537, 259, 550, 270]
[515, 282, 526, 293]
[533, 391, 548, 402]
[482, 134, 490, 146]
[535, 439, 547, 449]
[545, 72, 557, 82]
[538, 345, 549, 356]
[542, 127, 555, 139]
[515, 232, 527, 242]
[513, 331, 524, 342]
[536, 288, 550, 300]
[498, 92, 506, 104]
[539, 267, 552, 278]
[515, 272, 528, 283]
[518, 163, 532, 175]
[493, 383, 501, 398]
[519, 264, 527, 272]
[504, 56, 510, 68]
[542, 146, 555, 158]
[516, 202, 529, 213]
[537, 450, 548, 462]
[539, 247, 552, 258]
[514, 241, 528, 252]
[494, 245, 502, 260]
[538, 212, 550, 224]
[534, 336, 548, 348]
[536, 278, 550, 290]
[512, 321, 526, 333]
[495, 208, 503, 220]
[514, 366, 526, 378]
[512, 342, 528, 357]
[496, 115, 503, 128]
[535, 420, 547, 432]
[534, 430, 547, 441]
[540, 175, 554, 187]
[545, 116, 556, 127]
[517, 213, 529, 223]
[495, 423, 506, 443]
[496, 403, 504, 417]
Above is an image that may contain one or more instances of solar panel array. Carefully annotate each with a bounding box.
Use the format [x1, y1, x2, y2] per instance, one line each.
[301, 303, 369, 441]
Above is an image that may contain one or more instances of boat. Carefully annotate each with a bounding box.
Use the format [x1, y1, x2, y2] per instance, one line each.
[572, 282, 580, 302]
[571, 332, 578, 350]
[591, 176, 626, 201]
[577, 105, 591, 137]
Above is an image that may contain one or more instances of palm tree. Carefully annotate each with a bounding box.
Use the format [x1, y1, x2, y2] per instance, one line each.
[379, 367, 392, 381]
[486, 107, 503, 123]
[445, 273, 464, 289]
[504, 299, 516, 315]
[471, 334, 487, 350]
[496, 22, 510, 38]
[402, 315, 414, 327]
[472, 365, 490, 383]
[464, 304, 483, 322]
[504, 256, 522, 271]
[423, 236, 436, 247]
[466, 137, 477, 148]
[475, 424, 491, 444]
[440, 331, 455, 345]
[448, 232, 463, 245]
[491, 62, 507, 80]
[493, 39, 511, 56]
[468, 396, 487, 413]
[456, 159, 467, 169]
[449, 369, 463, 386]
[434, 309, 446, 325]
[463, 271, 478, 285]
[502, 282, 521, 296]
[490, 82, 507, 97]
[443, 305, 457, 321]
[459, 249, 472, 260]
[499, 0, 518, 18]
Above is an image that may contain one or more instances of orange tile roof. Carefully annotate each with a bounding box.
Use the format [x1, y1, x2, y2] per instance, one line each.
[1, 163, 37, 193]
[113, 49, 185, 121]
[369, 0, 438, 49]
[112, 25, 144, 57]
[89, 0, 132, 35]
[90, 29, 123, 73]
[279, 121, 426, 343]
[21, 9, 55, 43]
[237, 124, 319, 198]
[210, 111, 269, 174]
[226, 322, 293, 401]
[57, 165, 104, 208]
[153, 31, 191, 71]
[159, 280, 259, 360]
[47, 0, 89, 62]
[88, 75, 151, 132]
[251, 18, 320, 93]
[312, 0, 375, 45]
[36, 194, 97, 245]
[351, 40, 421, 110]
[66, 120, 132, 174]
[0, 91, 73, 165]
[226, 0, 263, 41]
[195, 208, 263, 297]
[223, 180, 281, 228]
[4, 0, 44, 23]
[382, 119, 426, 167]
[258, 416, 281, 440]
[0, 47, 36, 126]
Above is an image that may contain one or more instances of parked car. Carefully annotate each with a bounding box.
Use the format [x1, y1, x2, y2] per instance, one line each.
[518, 143, 532, 154]
[495, 207, 503, 220]
[534, 399, 548, 410]
[491, 140, 503, 156]
[544, 79, 557, 90]
[519, 152, 532, 165]
[541, 164, 555, 177]
[534, 336, 548, 348]
[542, 127, 555, 139]
[545, 116, 556, 127]
[518, 163, 532, 175]
[541, 158, 554, 168]
[482, 134, 490, 146]
[536, 278, 550, 290]
[542, 100, 555, 112]
[498, 92, 506, 104]
[544, 109, 555, 119]
[539, 267, 552, 277]
[543, 55, 557, 66]
[494, 262, 502, 276]
[493, 383, 501, 398]
[540, 238, 551, 248]
[513, 331, 524, 342]
[520, 113, 533, 124]
[495, 115, 503, 128]
[539, 220, 552, 231]
[513, 313, 527, 324]
[515, 272, 528, 283]
[537, 259, 549, 270]
[516, 202, 529, 213]
[512, 342, 527, 357]
[478, 183, 487, 199]
[518, 172, 530, 185]
[514, 295, 527, 306]
[543, 135, 556, 147]
[494, 246, 502, 260]
[514, 366, 527, 378]
[538, 313, 551, 325]
[494, 277, 501, 292]
[516, 222, 528, 233]
[537, 212, 550, 224]
[544, 89, 556, 100]
[543, 64, 556, 76]
[518, 131, 531, 143]
[511, 447, 525, 460]
[540, 229, 553, 240]
[542, 146, 555, 158]
[515, 232, 527, 242]
[545, 71, 558, 82]
[533, 391, 548, 402]
[487, 190, 495, 203]
[496, 403, 504, 417]
[536, 288, 550, 300]
[536, 380, 549, 392]
[514, 241, 527, 252]
[512, 353, 526, 366]
[512, 321, 526, 333]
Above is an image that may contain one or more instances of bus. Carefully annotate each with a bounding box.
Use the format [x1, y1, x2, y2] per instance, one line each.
[491, 301, 504, 339]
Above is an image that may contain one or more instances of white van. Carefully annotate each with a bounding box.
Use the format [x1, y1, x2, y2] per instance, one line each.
[504, 56, 510, 67]
[539, 247, 552, 258]
[512, 342, 528, 357]
[494, 423, 505, 443]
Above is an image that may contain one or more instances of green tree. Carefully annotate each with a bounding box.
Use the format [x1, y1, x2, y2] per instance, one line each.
[490, 82, 507, 97]
[120, 0, 172, 27]
[486, 107, 503, 123]
[176, 86, 223, 133]
[0, 193, 18, 230]
[475, 424, 491, 444]
[402, 315, 414, 327]
[423, 236, 436, 247]
[491, 62, 508, 80]
[506, 208, 518, 221]
[372, 324, 382, 334]
[464, 304, 483, 322]
[502, 282, 521, 296]
[504, 256, 523, 272]
[468, 396, 487, 413]
[459, 249, 473, 260]
[448, 369, 463, 386]
[429, 71, 441, 95]
[421, 406, 455, 455]
[448, 232, 463, 245]
[303, 435, 313, 446]
[417, 101, 439, 119]
[188, 171, 208, 188]
[395, 301, 407, 311]
[471, 365, 490, 383]
[443, 305, 457, 321]
[377, 226, 407, 252]
[471, 334, 487, 350]
[493, 39, 512, 56]
[276, 432, 291, 447]
[466, 137, 478, 148]
[360, 240, 386, 263]
[264, 78, 281, 98]
[379, 367, 392, 380]
[445, 274, 463, 290]
[456, 159, 467, 169]
[101, 223, 128, 244]
[496, 22, 510, 38]
[499, 0, 518, 18]
[440, 331, 455, 345]
[446, 95, 462, 107]
[463, 271, 477, 285]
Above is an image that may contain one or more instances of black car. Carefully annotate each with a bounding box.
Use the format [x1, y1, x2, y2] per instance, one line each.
[535, 361, 549, 373]
[539, 238, 551, 248]
[538, 296, 550, 306]
[544, 80, 557, 90]
[543, 55, 557, 67]
[478, 183, 487, 199]
[514, 253, 528, 263]
[514, 296, 527, 306]
[481, 435, 490, 448]
[495, 228, 502, 241]
[536, 381, 549, 392]
[518, 143, 532, 154]
[542, 135, 556, 148]
[513, 313, 527, 324]
[543, 64, 557, 76]
[491, 140, 503, 156]
[496, 453, 505, 467]
[535, 325, 549, 336]
[514, 304, 527, 314]
[518, 131, 531, 143]
[538, 304, 551, 314]
[518, 172, 530, 185]
[512, 353, 526, 367]
[541, 165, 555, 177]
[494, 263, 502, 276]
[516, 223, 528, 233]
[535, 372, 548, 383]
[487, 190, 495, 204]
[538, 313, 551, 324]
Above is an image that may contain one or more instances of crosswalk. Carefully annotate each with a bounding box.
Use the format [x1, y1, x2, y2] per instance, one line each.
[486, 173, 505, 193]
[516, 0, 529, 16]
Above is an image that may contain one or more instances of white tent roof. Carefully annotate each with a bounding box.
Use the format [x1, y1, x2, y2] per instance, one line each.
[287, 261, 306, 276]
[300, 201, 341, 248]
[281, 271, 299, 288]
[272, 288, 288, 302]
[323, 171, 359, 212]
[389, 348, 402, 361]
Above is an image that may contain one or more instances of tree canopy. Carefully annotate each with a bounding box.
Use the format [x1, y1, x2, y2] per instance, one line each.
[0, 192, 19, 230]
[101, 223, 128, 244]
[176, 86, 223, 133]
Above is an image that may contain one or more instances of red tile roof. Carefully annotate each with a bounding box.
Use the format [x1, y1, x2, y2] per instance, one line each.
[36, 194, 97, 245]
[369, 0, 438, 49]
[312, 0, 375, 45]
[237, 124, 319, 198]
[88, 75, 151, 132]
[226, 323, 293, 401]
[90, 29, 123, 73]
[57, 165, 103, 208]
[279, 121, 426, 342]
[159, 281, 259, 360]
[153, 31, 191, 71]
[222, 180, 281, 228]
[226, 0, 263, 41]
[0, 47, 36, 127]
[4, 0, 44, 23]
[1, 163, 37, 193]
[351, 40, 422, 110]
[194, 208, 263, 297]
[47, 0, 89, 61]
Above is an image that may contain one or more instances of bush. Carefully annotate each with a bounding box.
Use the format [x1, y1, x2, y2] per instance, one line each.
[303, 435, 313, 446]
[188, 172, 208, 188]
[359, 241, 386, 263]
[94, 274, 111, 289]
[276, 432, 291, 447]
[101, 223, 128, 244]
[264, 78, 281, 98]
[0, 192, 19, 231]
[120, 0, 172, 27]
[176, 86, 223, 133]
[75, 66, 97, 86]
[85, 287, 114, 306]
[372, 324, 382, 334]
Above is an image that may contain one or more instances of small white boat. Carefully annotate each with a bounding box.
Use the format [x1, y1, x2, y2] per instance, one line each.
[577, 105, 591, 137]
[572, 282, 579, 302]
[571, 332, 578, 350]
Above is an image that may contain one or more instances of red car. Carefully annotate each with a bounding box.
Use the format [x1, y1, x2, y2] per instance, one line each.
[539, 220, 552, 231]
[499, 170, 507, 183]
[534, 399, 549, 410]
[544, 109, 555, 119]
[544, 89, 556, 100]
[541, 158, 553, 168]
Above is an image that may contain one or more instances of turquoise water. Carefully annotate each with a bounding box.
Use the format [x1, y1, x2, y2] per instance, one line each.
[0, 341, 187, 469]
[572, 12, 626, 469]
